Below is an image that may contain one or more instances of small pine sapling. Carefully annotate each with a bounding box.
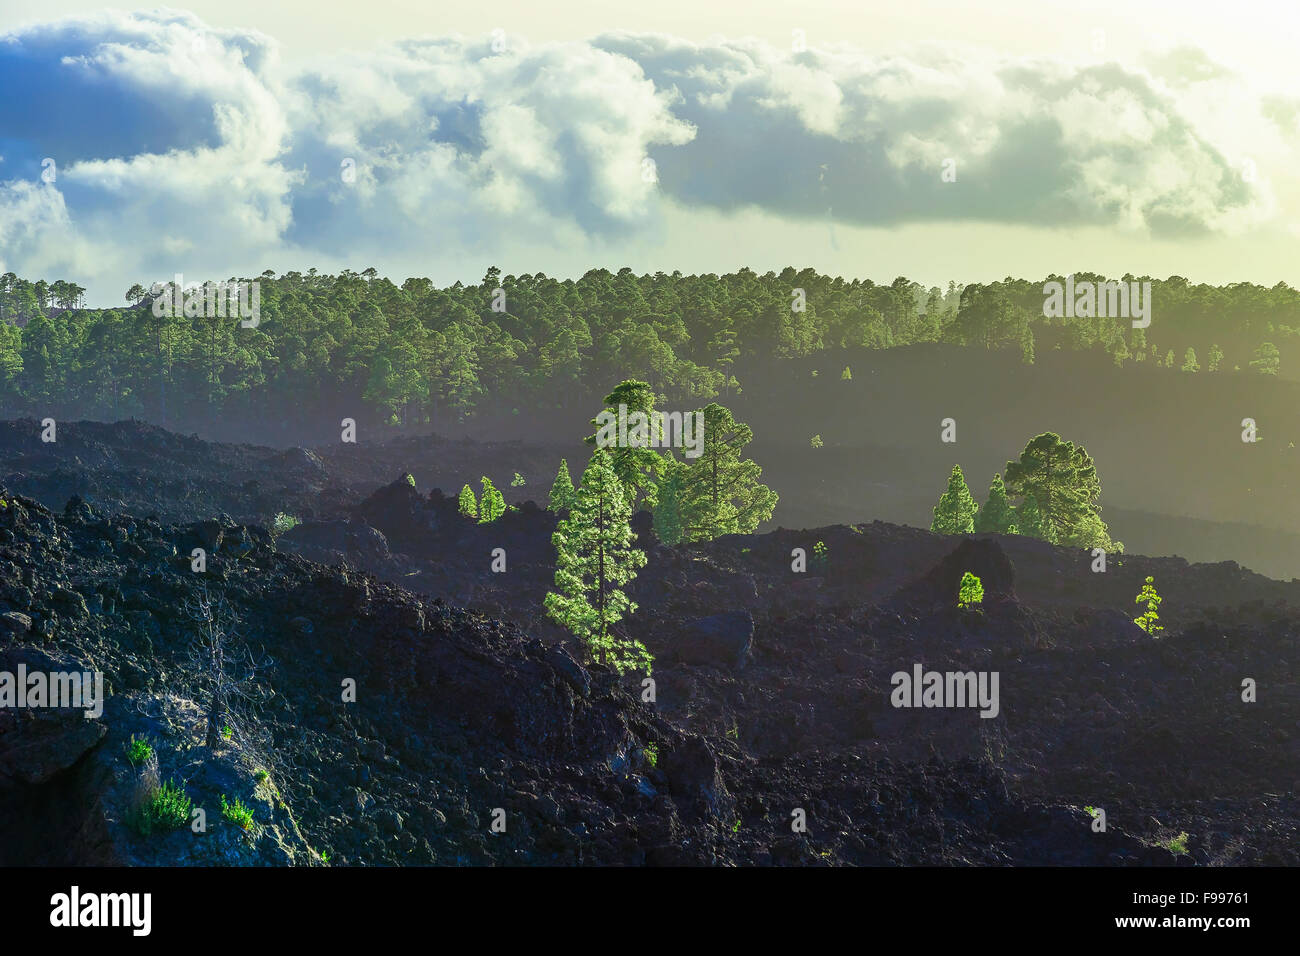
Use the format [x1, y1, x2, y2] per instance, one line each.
[458, 484, 478, 519]
[958, 571, 984, 609]
[1134, 576, 1163, 635]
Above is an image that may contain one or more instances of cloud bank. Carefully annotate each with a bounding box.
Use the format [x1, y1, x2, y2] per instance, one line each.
[0, 10, 1289, 297]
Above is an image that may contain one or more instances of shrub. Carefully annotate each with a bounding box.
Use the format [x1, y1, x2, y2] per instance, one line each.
[132, 778, 193, 836]
[125, 735, 154, 766]
[271, 512, 299, 537]
[221, 794, 257, 833]
[643, 743, 658, 768]
[958, 571, 984, 608]
[1161, 832, 1189, 855]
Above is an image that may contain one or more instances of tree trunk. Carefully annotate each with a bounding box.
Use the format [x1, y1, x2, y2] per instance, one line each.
[206, 692, 225, 748]
[596, 487, 607, 654]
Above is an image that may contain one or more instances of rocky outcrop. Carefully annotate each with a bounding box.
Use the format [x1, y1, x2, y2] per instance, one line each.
[0, 646, 107, 785]
[665, 611, 754, 668]
[894, 536, 1017, 609]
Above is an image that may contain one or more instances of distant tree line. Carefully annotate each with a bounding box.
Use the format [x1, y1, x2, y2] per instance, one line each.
[0, 267, 1295, 424]
[0, 274, 88, 324]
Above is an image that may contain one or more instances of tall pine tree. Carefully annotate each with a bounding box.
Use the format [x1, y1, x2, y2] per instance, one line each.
[585, 379, 663, 508]
[1014, 494, 1055, 543]
[651, 458, 691, 546]
[1003, 433, 1109, 546]
[676, 402, 778, 541]
[545, 450, 651, 674]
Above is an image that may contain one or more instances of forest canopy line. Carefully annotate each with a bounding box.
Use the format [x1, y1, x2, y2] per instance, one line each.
[1, 267, 1296, 428]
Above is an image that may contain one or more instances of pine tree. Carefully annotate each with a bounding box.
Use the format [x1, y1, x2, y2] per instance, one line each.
[1134, 576, 1163, 636]
[1112, 339, 1130, 368]
[457, 483, 478, 519]
[947, 285, 1030, 351]
[1130, 325, 1147, 357]
[585, 379, 664, 507]
[478, 476, 505, 523]
[548, 459, 576, 514]
[973, 473, 1017, 534]
[841, 366, 852, 381]
[1181, 347, 1199, 372]
[813, 540, 829, 569]
[676, 402, 778, 541]
[1059, 508, 1119, 551]
[652, 458, 688, 546]
[1003, 432, 1109, 546]
[931, 464, 978, 534]
[957, 571, 984, 608]
[1250, 342, 1280, 375]
[1208, 343, 1224, 372]
[1014, 494, 1055, 543]
[545, 450, 651, 674]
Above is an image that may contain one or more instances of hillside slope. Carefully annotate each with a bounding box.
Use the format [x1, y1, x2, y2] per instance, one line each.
[1, 468, 1296, 865]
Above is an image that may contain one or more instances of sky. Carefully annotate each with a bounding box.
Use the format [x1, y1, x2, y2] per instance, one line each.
[0, 1, 1297, 304]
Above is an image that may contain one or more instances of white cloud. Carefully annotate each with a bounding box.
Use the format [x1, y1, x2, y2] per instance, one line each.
[0, 11, 1291, 299]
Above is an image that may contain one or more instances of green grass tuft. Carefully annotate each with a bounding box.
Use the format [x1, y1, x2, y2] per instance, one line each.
[1161, 831, 1190, 855]
[125, 735, 154, 766]
[221, 794, 257, 833]
[132, 779, 192, 836]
